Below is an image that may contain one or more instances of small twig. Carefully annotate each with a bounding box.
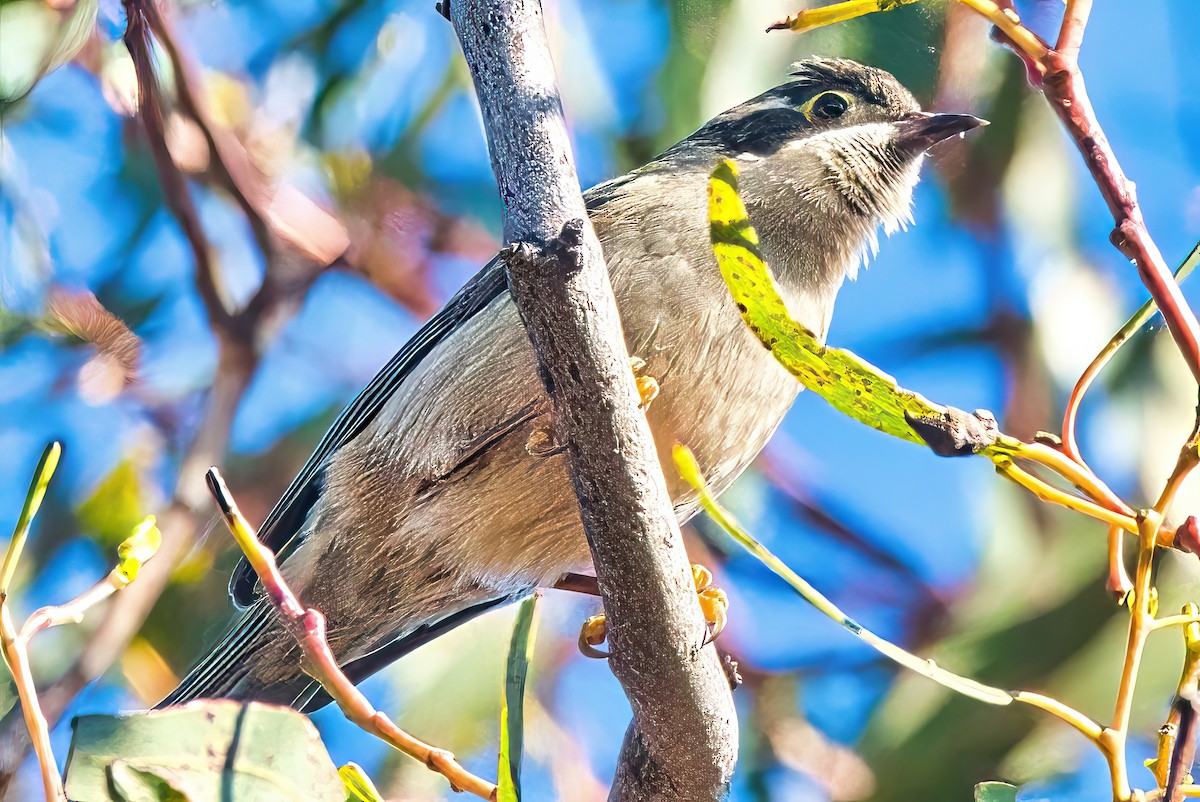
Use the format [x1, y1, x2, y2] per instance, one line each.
[1162, 608, 1200, 801]
[766, 0, 921, 33]
[1007, 440, 1134, 517]
[992, 457, 1137, 533]
[0, 449, 160, 802]
[204, 468, 498, 801]
[0, 607, 60, 802]
[1107, 525, 1133, 601]
[1106, 510, 1165, 800]
[1154, 399, 1200, 519]
[1054, 0, 1092, 65]
[1012, 691, 1105, 745]
[137, 0, 273, 263]
[124, 0, 231, 328]
[1062, 242, 1200, 467]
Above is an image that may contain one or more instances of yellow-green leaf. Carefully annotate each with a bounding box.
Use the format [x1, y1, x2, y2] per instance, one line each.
[768, 0, 922, 33]
[708, 159, 1002, 457]
[339, 762, 385, 802]
[2, 442, 62, 595]
[498, 594, 540, 802]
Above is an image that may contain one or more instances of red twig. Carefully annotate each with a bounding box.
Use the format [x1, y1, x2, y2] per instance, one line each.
[204, 469, 498, 801]
[1039, 58, 1200, 382]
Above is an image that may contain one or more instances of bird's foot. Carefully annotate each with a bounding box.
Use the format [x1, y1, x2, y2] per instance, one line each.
[576, 563, 729, 659]
[630, 356, 660, 410]
[692, 563, 729, 644]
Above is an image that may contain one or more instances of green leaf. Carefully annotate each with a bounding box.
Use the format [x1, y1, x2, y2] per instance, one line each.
[2, 441, 61, 596]
[974, 781, 1019, 802]
[339, 763, 385, 802]
[0, 0, 98, 104]
[65, 701, 345, 802]
[707, 159, 1004, 458]
[498, 594, 540, 802]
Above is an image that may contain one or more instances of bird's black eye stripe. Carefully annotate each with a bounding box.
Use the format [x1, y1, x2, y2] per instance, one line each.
[700, 107, 814, 157]
[809, 91, 850, 121]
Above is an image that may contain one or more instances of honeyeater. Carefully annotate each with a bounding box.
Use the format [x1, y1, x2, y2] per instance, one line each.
[162, 57, 983, 709]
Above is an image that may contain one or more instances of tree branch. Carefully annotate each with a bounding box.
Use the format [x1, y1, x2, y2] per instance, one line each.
[447, 0, 738, 798]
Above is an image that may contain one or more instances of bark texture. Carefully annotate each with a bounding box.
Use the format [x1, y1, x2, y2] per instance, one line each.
[448, 1, 738, 798]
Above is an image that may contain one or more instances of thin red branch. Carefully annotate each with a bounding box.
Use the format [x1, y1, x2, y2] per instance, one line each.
[1054, 0, 1092, 65]
[205, 470, 498, 801]
[124, 2, 231, 330]
[1037, 56, 1200, 383]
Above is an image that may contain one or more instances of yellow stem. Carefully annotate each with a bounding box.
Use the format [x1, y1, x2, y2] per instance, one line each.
[1110, 512, 1164, 800]
[1108, 525, 1133, 600]
[1012, 691, 1104, 743]
[952, 0, 1050, 66]
[994, 458, 1138, 533]
[1153, 614, 1200, 632]
[1015, 441, 1134, 516]
[1153, 430, 1199, 520]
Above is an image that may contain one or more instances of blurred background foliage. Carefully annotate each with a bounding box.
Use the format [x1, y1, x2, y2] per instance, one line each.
[1, 0, 1198, 799]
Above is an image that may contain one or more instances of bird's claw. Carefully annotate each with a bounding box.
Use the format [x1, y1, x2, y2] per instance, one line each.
[630, 356, 660, 410]
[576, 563, 728, 659]
[578, 614, 610, 659]
[692, 563, 729, 645]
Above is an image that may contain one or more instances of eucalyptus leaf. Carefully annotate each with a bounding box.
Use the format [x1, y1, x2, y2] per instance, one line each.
[0, 0, 98, 104]
[975, 781, 1019, 802]
[706, 159, 1002, 457]
[498, 594, 540, 802]
[65, 701, 345, 802]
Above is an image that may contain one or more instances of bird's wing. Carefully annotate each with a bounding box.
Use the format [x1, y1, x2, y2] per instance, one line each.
[228, 255, 510, 607]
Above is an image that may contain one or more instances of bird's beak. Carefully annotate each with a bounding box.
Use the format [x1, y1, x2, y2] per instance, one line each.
[896, 112, 988, 152]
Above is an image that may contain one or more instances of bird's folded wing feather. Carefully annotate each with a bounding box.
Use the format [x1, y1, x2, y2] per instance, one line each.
[228, 255, 510, 607]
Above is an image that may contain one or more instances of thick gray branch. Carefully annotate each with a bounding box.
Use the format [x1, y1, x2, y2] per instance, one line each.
[448, 1, 738, 798]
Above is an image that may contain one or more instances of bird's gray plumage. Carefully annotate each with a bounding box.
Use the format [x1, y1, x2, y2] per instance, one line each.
[162, 58, 982, 710]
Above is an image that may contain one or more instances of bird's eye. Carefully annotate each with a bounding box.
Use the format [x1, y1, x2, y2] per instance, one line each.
[805, 91, 851, 122]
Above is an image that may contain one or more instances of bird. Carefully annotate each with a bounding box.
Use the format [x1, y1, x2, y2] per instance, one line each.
[162, 57, 983, 710]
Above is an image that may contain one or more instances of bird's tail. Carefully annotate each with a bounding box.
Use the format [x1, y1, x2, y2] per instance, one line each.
[157, 598, 317, 710]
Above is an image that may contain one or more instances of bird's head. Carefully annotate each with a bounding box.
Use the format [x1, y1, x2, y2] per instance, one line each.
[676, 57, 984, 251]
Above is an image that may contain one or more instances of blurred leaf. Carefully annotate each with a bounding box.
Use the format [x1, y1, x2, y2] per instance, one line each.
[654, 0, 734, 147]
[339, 762, 385, 802]
[2, 441, 61, 595]
[0, 0, 98, 104]
[0, 306, 36, 349]
[114, 516, 161, 585]
[77, 460, 146, 549]
[498, 594, 539, 802]
[861, 493, 1115, 801]
[65, 701, 345, 801]
[975, 781, 1019, 802]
